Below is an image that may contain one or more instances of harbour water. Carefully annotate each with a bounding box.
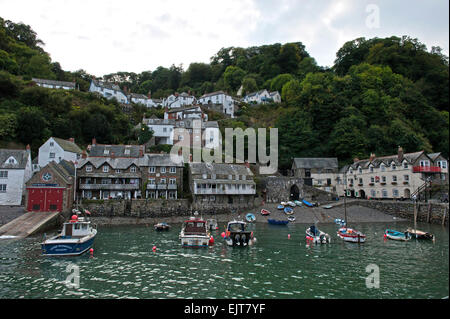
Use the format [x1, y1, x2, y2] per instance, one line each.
[0, 221, 448, 299]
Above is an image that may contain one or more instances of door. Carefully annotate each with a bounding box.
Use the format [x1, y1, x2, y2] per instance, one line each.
[27, 188, 44, 212]
[65, 224, 73, 236]
[45, 189, 63, 212]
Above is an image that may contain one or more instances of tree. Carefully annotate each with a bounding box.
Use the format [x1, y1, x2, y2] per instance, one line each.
[241, 77, 258, 96]
[270, 74, 294, 93]
[223, 66, 246, 93]
[138, 124, 154, 144]
[281, 79, 301, 106]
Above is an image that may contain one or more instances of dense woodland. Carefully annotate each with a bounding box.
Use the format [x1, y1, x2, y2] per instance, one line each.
[0, 17, 448, 170]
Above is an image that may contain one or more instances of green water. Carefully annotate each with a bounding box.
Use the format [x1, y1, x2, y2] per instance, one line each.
[0, 221, 448, 299]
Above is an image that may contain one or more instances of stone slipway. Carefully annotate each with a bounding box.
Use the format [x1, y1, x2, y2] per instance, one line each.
[0, 212, 60, 238]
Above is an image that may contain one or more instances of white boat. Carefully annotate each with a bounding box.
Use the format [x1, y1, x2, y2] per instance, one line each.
[41, 210, 97, 256]
[179, 214, 212, 248]
[206, 219, 218, 230]
[337, 227, 366, 243]
[287, 201, 296, 207]
[306, 225, 331, 244]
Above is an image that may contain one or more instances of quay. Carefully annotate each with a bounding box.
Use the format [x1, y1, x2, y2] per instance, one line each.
[0, 210, 61, 238]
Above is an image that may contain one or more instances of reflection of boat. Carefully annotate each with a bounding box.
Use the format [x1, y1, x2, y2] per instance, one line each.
[179, 214, 212, 248]
[306, 225, 331, 244]
[294, 200, 302, 206]
[277, 205, 285, 210]
[223, 220, 255, 247]
[206, 219, 219, 230]
[406, 228, 434, 240]
[154, 222, 170, 231]
[337, 227, 366, 243]
[302, 199, 314, 207]
[284, 207, 294, 215]
[261, 209, 271, 216]
[384, 229, 411, 241]
[287, 216, 296, 222]
[245, 213, 256, 223]
[268, 219, 289, 225]
[42, 210, 97, 256]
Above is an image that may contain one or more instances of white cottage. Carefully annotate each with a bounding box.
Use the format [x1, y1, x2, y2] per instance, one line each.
[38, 137, 83, 168]
[162, 92, 196, 109]
[197, 91, 235, 118]
[32, 78, 76, 90]
[243, 89, 272, 104]
[0, 147, 33, 205]
[89, 80, 128, 104]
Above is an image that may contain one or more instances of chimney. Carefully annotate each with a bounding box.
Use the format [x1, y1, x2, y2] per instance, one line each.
[111, 152, 115, 159]
[69, 137, 75, 143]
[92, 138, 97, 146]
[82, 150, 87, 159]
[353, 157, 359, 163]
[398, 146, 404, 161]
[147, 90, 151, 99]
[26, 144, 31, 156]
[139, 146, 143, 158]
[369, 153, 376, 161]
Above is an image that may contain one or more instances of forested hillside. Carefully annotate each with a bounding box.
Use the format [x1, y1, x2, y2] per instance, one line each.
[0, 17, 448, 169]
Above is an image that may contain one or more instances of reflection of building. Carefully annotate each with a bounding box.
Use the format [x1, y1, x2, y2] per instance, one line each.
[292, 158, 339, 192]
[338, 147, 448, 199]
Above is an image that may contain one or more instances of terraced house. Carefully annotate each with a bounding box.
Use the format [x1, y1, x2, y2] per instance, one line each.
[338, 147, 448, 200]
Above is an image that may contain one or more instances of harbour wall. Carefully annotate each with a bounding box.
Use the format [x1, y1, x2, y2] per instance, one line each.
[340, 200, 449, 226]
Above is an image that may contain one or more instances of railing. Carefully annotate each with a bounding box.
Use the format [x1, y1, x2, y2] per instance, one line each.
[412, 166, 441, 173]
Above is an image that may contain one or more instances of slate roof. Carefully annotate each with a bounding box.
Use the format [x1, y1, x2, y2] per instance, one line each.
[141, 154, 184, 167]
[0, 149, 30, 169]
[32, 78, 76, 88]
[189, 162, 253, 176]
[77, 157, 140, 170]
[52, 137, 83, 154]
[293, 158, 338, 169]
[199, 91, 227, 99]
[89, 144, 143, 158]
[350, 151, 425, 169]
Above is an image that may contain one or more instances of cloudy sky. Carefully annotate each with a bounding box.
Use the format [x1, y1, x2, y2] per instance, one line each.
[1, 0, 448, 76]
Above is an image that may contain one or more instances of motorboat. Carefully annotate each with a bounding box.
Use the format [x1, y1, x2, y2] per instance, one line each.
[306, 225, 331, 244]
[154, 222, 170, 231]
[223, 220, 255, 247]
[179, 214, 212, 248]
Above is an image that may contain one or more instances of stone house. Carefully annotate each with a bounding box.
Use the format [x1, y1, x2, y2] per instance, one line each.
[0, 146, 33, 205]
[292, 158, 339, 192]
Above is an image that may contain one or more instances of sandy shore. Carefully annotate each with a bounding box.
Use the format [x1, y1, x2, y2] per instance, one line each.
[90, 201, 405, 226]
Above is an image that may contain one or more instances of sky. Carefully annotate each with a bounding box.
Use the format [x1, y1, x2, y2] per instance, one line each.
[1, 0, 448, 77]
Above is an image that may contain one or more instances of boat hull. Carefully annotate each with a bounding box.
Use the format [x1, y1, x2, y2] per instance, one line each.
[180, 235, 211, 248]
[42, 232, 96, 256]
[268, 219, 289, 225]
[224, 231, 252, 247]
[337, 228, 366, 243]
[385, 229, 411, 241]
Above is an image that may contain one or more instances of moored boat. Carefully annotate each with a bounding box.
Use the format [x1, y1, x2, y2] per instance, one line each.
[277, 205, 285, 210]
[154, 222, 170, 231]
[41, 210, 97, 256]
[294, 200, 302, 206]
[384, 229, 411, 241]
[245, 213, 256, 223]
[223, 220, 255, 247]
[337, 227, 366, 243]
[206, 219, 219, 231]
[287, 201, 296, 207]
[306, 225, 331, 244]
[261, 209, 271, 216]
[406, 228, 435, 240]
[302, 199, 314, 207]
[268, 219, 289, 225]
[179, 214, 212, 248]
[284, 206, 294, 215]
[287, 215, 296, 222]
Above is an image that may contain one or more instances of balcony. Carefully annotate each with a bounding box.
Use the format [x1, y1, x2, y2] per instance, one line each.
[79, 183, 139, 190]
[412, 166, 441, 173]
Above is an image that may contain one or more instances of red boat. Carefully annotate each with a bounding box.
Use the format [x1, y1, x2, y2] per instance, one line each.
[260, 209, 271, 216]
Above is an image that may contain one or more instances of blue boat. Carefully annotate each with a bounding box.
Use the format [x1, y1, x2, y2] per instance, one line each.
[302, 199, 314, 207]
[42, 211, 97, 256]
[284, 206, 294, 215]
[245, 213, 256, 223]
[384, 229, 411, 241]
[268, 219, 289, 225]
[277, 205, 285, 210]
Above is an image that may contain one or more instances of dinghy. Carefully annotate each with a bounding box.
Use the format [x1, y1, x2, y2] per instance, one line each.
[302, 199, 314, 207]
[260, 209, 271, 216]
[306, 225, 331, 244]
[287, 216, 296, 222]
[406, 228, 434, 240]
[294, 200, 302, 206]
[384, 229, 411, 241]
[277, 205, 285, 210]
[245, 213, 256, 223]
[284, 206, 294, 215]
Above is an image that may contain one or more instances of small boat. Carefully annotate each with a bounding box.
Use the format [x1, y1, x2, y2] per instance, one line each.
[154, 222, 170, 231]
[280, 202, 287, 206]
[287, 201, 296, 207]
[41, 210, 97, 256]
[335, 219, 346, 226]
[384, 229, 411, 241]
[245, 213, 256, 223]
[406, 228, 435, 240]
[287, 216, 296, 222]
[323, 205, 333, 209]
[337, 227, 366, 243]
[268, 219, 289, 225]
[302, 199, 314, 207]
[179, 214, 212, 248]
[260, 209, 271, 216]
[284, 207, 294, 215]
[306, 225, 331, 244]
[277, 205, 285, 210]
[206, 219, 219, 230]
[223, 220, 255, 247]
[294, 200, 302, 206]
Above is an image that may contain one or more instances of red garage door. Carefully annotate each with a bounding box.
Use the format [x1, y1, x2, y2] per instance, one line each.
[27, 188, 64, 212]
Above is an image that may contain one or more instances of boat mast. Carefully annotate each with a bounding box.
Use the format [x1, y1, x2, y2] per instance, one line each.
[344, 171, 348, 229]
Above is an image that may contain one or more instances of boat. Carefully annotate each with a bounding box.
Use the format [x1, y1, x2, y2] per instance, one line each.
[223, 220, 255, 247]
[287, 201, 296, 207]
[384, 229, 411, 241]
[302, 199, 314, 207]
[284, 206, 294, 215]
[41, 210, 97, 256]
[206, 219, 219, 230]
[337, 227, 366, 243]
[406, 228, 435, 240]
[280, 202, 287, 206]
[245, 213, 256, 223]
[294, 200, 302, 206]
[179, 214, 212, 248]
[260, 209, 271, 216]
[268, 219, 289, 225]
[277, 205, 285, 210]
[323, 205, 333, 209]
[335, 219, 346, 226]
[287, 216, 296, 222]
[154, 222, 170, 231]
[306, 225, 331, 244]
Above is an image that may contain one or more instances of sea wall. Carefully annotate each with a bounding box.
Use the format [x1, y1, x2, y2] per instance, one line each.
[342, 200, 449, 226]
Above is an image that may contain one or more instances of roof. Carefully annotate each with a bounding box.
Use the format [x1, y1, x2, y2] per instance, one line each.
[245, 89, 269, 98]
[199, 91, 228, 99]
[91, 80, 123, 93]
[32, 78, 76, 88]
[0, 149, 30, 169]
[189, 162, 253, 176]
[51, 137, 82, 154]
[77, 157, 140, 170]
[293, 158, 338, 169]
[350, 151, 425, 169]
[130, 93, 148, 100]
[89, 144, 143, 158]
[141, 154, 184, 167]
[165, 106, 201, 113]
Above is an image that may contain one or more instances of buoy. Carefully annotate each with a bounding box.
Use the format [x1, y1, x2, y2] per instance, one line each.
[70, 215, 78, 223]
[152, 246, 157, 252]
[288, 234, 291, 239]
[89, 248, 94, 258]
[221, 232, 226, 238]
[209, 236, 215, 245]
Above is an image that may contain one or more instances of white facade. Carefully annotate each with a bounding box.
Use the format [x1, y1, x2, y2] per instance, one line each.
[243, 89, 271, 104]
[198, 91, 235, 118]
[38, 137, 82, 168]
[89, 80, 128, 104]
[269, 91, 281, 103]
[0, 149, 32, 205]
[32, 78, 75, 90]
[130, 94, 159, 108]
[145, 119, 175, 145]
[163, 93, 196, 109]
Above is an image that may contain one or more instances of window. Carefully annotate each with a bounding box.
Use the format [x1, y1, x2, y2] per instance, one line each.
[50, 142, 54, 147]
[370, 189, 376, 198]
[420, 160, 430, 167]
[103, 165, 109, 173]
[160, 178, 166, 184]
[358, 167, 362, 174]
[130, 166, 136, 173]
[382, 189, 388, 198]
[392, 175, 397, 182]
[404, 175, 409, 181]
[49, 153, 55, 159]
[148, 178, 155, 184]
[149, 167, 155, 173]
[86, 165, 92, 172]
[438, 161, 447, 169]
[124, 149, 130, 155]
[380, 164, 386, 172]
[369, 166, 374, 173]
[403, 162, 408, 169]
[381, 176, 386, 183]
[393, 189, 399, 197]
[0, 171, 7, 179]
[392, 163, 396, 170]
[104, 149, 109, 155]
[161, 167, 166, 173]
[170, 167, 176, 173]
[169, 178, 176, 185]
[169, 192, 176, 199]
[49, 204, 57, 211]
[115, 169, 121, 173]
[359, 178, 363, 185]
[0, 184, 6, 192]
[370, 177, 375, 183]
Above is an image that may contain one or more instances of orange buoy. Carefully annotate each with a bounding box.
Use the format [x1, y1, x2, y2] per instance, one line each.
[152, 246, 157, 252]
[209, 236, 215, 245]
[89, 248, 94, 258]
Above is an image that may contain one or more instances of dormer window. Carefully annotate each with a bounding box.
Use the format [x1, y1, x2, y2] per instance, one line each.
[403, 161, 408, 169]
[358, 167, 362, 174]
[104, 149, 110, 155]
[124, 149, 130, 155]
[369, 166, 374, 173]
[380, 164, 386, 172]
[86, 165, 92, 172]
[50, 142, 54, 147]
[103, 165, 109, 173]
[392, 163, 396, 170]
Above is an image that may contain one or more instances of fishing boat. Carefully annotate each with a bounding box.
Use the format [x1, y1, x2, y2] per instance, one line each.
[287, 215, 296, 222]
[294, 200, 302, 206]
[406, 228, 435, 240]
[245, 213, 256, 223]
[268, 219, 289, 225]
[260, 209, 271, 216]
[223, 220, 255, 247]
[154, 222, 170, 231]
[384, 229, 411, 241]
[206, 219, 219, 231]
[302, 199, 314, 207]
[179, 214, 212, 248]
[337, 227, 366, 243]
[284, 206, 294, 215]
[287, 201, 296, 207]
[41, 210, 97, 256]
[306, 225, 331, 244]
[277, 204, 285, 210]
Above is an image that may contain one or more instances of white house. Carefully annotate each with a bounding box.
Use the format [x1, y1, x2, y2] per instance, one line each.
[38, 137, 83, 168]
[143, 117, 175, 145]
[89, 80, 128, 104]
[269, 91, 281, 103]
[243, 89, 272, 104]
[197, 91, 235, 118]
[32, 78, 76, 90]
[164, 105, 207, 121]
[0, 146, 33, 205]
[129, 93, 159, 108]
[162, 92, 196, 109]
